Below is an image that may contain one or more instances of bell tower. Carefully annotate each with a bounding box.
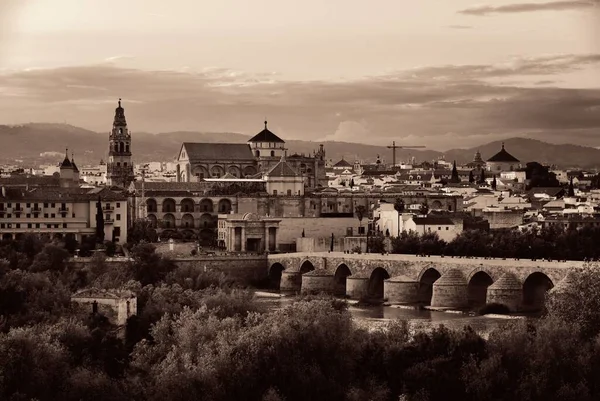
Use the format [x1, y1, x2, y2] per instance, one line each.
[107, 99, 134, 187]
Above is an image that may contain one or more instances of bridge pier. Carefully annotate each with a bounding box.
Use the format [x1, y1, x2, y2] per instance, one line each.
[486, 273, 522, 312]
[384, 276, 420, 304]
[431, 269, 468, 309]
[280, 271, 302, 292]
[346, 277, 370, 300]
[301, 271, 335, 295]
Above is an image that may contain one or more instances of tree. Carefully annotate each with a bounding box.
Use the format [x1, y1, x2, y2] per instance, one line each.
[525, 162, 560, 189]
[95, 197, 105, 244]
[394, 198, 406, 237]
[491, 175, 497, 191]
[450, 160, 460, 183]
[355, 205, 366, 234]
[568, 177, 575, 197]
[479, 169, 486, 185]
[468, 170, 474, 183]
[349, 178, 355, 189]
[419, 202, 429, 216]
[128, 219, 158, 244]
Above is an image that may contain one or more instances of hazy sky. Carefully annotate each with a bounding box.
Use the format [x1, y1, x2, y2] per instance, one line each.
[0, 0, 599, 150]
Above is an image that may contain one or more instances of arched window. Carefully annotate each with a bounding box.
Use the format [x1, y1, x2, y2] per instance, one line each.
[126, 144, 130, 153]
[119, 142, 124, 153]
[116, 162, 120, 167]
[255, 150, 260, 157]
[270, 151, 275, 157]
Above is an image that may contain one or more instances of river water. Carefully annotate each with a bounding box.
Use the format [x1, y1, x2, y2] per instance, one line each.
[254, 292, 523, 338]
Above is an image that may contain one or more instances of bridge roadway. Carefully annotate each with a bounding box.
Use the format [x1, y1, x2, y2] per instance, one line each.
[267, 252, 587, 311]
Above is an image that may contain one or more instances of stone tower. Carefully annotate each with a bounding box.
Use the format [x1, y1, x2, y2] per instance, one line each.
[107, 99, 134, 187]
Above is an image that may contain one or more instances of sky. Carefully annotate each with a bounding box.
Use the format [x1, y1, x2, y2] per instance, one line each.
[0, 0, 599, 151]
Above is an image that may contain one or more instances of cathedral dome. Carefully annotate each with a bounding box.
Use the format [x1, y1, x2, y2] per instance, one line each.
[248, 120, 285, 143]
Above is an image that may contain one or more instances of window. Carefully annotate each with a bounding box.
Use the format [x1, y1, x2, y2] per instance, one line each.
[6, 214, 10, 218]
[26, 203, 30, 208]
[438, 227, 441, 230]
[270, 151, 275, 157]
[27, 224, 32, 229]
[46, 224, 51, 228]
[7, 203, 11, 207]
[51, 214, 55, 218]
[62, 223, 67, 228]
[72, 213, 75, 218]
[54, 224, 59, 228]
[117, 162, 120, 167]
[51, 203, 55, 208]
[287, 190, 292, 196]
[116, 203, 120, 208]
[446, 227, 449, 230]
[44, 203, 48, 208]
[0, 224, 4, 229]
[273, 190, 278, 195]
[44, 213, 48, 218]
[116, 214, 121, 221]
[35, 224, 40, 229]
[114, 227, 121, 238]
[26, 214, 30, 218]
[15, 224, 20, 228]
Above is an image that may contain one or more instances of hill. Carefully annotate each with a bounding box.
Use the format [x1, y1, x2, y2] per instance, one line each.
[0, 123, 599, 169]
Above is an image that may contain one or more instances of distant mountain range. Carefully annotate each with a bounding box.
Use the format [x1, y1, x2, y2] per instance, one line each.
[1, 123, 598, 170]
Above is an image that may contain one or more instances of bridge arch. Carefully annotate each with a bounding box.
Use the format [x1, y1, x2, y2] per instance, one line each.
[368, 267, 390, 300]
[334, 263, 352, 296]
[467, 270, 494, 307]
[269, 263, 285, 290]
[418, 267, 441, 305]
[522, 272, 554, 312]
[299, 260, 316, 275]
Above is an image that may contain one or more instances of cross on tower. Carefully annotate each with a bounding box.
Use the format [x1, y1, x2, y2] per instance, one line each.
[387, 141, 426, 167]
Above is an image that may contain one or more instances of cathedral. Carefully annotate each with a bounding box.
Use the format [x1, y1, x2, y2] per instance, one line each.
[106, 99, 135, 188]
[176, 121, 328, 189]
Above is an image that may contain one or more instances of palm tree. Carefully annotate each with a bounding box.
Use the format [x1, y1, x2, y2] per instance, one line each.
[394, 198, 405, 236]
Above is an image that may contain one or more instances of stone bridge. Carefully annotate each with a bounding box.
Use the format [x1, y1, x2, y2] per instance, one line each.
[267, 252, 586, 311]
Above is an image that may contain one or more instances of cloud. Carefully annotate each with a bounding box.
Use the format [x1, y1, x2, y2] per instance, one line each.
[447, 25, 474, 29]
[0, 54, 599, 150]
[459, 1, 596, 16]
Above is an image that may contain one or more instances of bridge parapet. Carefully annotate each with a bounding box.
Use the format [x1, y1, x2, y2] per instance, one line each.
[268, 252, 588, 310]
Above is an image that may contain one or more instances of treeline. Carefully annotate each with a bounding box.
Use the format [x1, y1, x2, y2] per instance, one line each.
[390, 225, 600, 260]
[2, 234, 600, 400]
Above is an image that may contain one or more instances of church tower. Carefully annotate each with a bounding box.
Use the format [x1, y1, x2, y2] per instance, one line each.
[107, 99, 134, 187]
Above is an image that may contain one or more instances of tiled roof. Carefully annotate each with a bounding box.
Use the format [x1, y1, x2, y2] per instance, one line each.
[247, 122, 285, 143]
[413, 216, 455, 225]
[333, 158, 353, 168]
[266, 159, 298, 177]
[487, 145, 520, 163]
[180, 143, 255, 161]
[0, 186, 126, 202]
[0, 175, 61, 187]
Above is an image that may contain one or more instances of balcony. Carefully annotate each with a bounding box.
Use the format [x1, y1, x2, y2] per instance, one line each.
[104, 218, 115, 224]
[58, 207, 69, 212]
[103, 205, 115, 212]
[31, 207, 41, 212]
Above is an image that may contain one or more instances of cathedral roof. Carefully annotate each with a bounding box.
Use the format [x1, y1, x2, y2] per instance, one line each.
[247, 121, 285, 144]
[333, 158, 353, 168]
[487, 143, 520, 163]
[180, 143, 255, 161]
[266, 157, 298, 177]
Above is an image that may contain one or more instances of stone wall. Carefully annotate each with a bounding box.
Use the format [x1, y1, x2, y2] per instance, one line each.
[482, 210, 524, 229]
[278, 217, 358, 247]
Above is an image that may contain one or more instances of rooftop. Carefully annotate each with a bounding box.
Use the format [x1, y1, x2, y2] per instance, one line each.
[487, 143, 520, 163]
[247, 121, 285, 144]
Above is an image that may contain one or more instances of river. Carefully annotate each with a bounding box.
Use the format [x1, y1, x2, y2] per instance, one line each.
[254, 292, 526, 338]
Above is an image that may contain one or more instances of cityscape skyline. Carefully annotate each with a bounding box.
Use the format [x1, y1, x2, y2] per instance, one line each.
[0, 1, 599, 150]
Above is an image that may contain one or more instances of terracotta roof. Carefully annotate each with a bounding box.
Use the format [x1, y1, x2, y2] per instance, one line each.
[0, 175, 61, 187]
[180, 143, 255, 161]
[247, 121, 285, 143]
[266, 159, 298, 177]
[487, 144, 520, 163]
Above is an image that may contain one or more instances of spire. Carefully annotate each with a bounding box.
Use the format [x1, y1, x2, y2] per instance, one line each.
[264, 120, 268, 130]
[113, 98, 127, 127]
[61, 147, 72, 168]
[501, 142, 505, 150]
